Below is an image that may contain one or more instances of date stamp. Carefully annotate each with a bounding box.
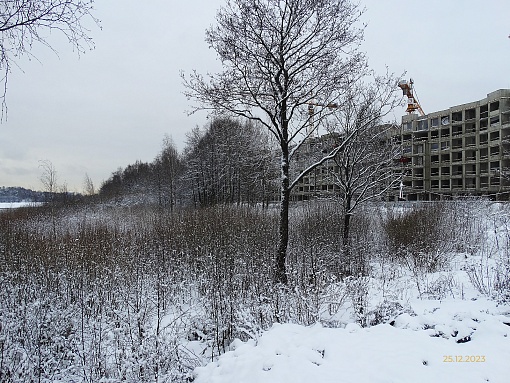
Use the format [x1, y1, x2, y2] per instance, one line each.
[443, 355, 486, 363]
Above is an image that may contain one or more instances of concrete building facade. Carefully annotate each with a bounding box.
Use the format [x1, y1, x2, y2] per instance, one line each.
[291, 133, 341, 201]
[291, 125, 398, 201]
[393, 89, 510, 200]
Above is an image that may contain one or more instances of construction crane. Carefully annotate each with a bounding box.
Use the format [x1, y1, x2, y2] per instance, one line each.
[398, 78, 425, 116]
[307, 99, 338, 136]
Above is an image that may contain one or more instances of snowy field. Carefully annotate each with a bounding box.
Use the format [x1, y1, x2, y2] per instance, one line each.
[1, 201, 509, 382]
[193, 284, 510, 383]
[191, 202, 510, 383]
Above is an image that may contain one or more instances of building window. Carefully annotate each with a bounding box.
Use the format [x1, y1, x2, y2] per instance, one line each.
[452, 111, 462, 122]
[417, 119, 428, 131]
[441, 128, 450, 137]
[480, 104, 489, 118]
[465, 108, 476, 120]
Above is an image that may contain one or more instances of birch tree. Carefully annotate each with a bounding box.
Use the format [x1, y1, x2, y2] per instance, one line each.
[183, 0, 389, 284]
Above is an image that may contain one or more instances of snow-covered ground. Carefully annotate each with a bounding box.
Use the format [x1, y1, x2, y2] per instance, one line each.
[193, 311, 509, 383]
[193, 245, 510, 383]
[2, 200, 509, 382]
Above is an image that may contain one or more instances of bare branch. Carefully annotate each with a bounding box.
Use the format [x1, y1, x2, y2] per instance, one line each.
[0, 0, 100, 118]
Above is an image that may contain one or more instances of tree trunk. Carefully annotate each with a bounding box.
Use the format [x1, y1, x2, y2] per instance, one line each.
[342, 213, 351, 251]
[342, 196, 352, 275]
[275, 145, 290, 285]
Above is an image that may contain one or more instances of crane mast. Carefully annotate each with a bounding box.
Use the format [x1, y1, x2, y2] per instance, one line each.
[307, 99, 338, 136]
[398, 78, 425, 116]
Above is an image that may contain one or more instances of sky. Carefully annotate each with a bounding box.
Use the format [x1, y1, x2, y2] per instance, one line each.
[1, 0, 509, 192]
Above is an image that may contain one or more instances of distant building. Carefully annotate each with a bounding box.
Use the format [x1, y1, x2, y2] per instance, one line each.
[392, 89, 510, 200]
[291, 132, 341, 201]
[291, 125, 398, 201]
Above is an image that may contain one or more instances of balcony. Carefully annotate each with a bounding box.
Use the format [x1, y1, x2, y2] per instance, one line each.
[451, 153, 463, 163]
[465, 108, 476, 120]
[465, 165, 476, 176]
[480, 104, 489, 119]
[452, 111, 463, 123]
[452, 138, 463, 150]
[441, 154, 451, 163]
[452, 125, 463, 136]
[465, 151, 476, 162]
[465, 138, 476, 147]
[489, 116, 500, 129]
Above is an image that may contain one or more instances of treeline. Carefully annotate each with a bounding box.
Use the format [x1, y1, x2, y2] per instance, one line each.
[0, 186, 50, 203]
[99, 118, 279, 207]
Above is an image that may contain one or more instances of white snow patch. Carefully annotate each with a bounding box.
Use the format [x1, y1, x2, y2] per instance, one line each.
[193, 300, 510, 383]
[0, 202, 39, 209]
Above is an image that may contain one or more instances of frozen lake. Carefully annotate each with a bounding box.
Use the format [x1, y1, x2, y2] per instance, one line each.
[0, 202, 41, 210]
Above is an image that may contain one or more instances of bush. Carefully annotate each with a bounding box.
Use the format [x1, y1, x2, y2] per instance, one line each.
[383, 203, 447, 272]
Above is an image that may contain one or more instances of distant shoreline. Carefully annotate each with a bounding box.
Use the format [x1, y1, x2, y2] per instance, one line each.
[0, 202, 42, 210]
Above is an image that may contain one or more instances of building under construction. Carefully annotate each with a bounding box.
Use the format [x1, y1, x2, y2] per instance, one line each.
[291, 132, 342, 200]
[291, 125, 397, 201]
[393, 88, 510, 200]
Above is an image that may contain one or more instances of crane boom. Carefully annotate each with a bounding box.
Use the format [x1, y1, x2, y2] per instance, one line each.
[307, 99, 338, 136]
[398, 79, 425, 116]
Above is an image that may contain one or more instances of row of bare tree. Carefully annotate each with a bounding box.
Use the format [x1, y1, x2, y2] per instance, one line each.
[97, 118, 279, 208]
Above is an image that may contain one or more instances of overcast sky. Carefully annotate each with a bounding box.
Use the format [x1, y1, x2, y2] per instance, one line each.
[1, 0, 509, 192]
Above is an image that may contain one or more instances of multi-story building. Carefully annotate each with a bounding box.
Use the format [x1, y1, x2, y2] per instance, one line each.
[291, 133, 341, 201]
[392, 89, 510, 200]
[291, 125, 398, 201]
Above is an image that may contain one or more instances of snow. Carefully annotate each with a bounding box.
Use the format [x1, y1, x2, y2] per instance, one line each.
[193, 300, 510, 383]
[2, 200, 509, 382]
[193, 248, 510, 383]
[0, 201, 39, 209]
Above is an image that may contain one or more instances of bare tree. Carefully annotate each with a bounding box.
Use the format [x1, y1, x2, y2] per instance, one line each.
[83, 173, 95, 196]
[183, 0, 375, 284]
[182, 117, 278, 207]
[327, 78, 401, 274]
[39, 159, 58, 197]
[0, 0, 99, 115]
[153, 135, 183, 210]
